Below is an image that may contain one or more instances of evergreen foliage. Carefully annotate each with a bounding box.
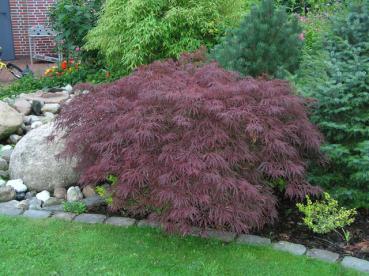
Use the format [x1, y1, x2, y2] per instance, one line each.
[54, 51, 323, 234]
[210, 0, 303, 78]
[84, 0, 248, 73]
[309, 1, 369, 208]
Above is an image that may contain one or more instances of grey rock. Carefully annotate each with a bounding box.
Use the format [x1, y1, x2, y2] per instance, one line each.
[0, 200, 19, 209]
[0, 178, 5, 187]
[17, 199, 30, 210]
[0, 158, 8, 171]
[16, 127, 24, 136]
[9, 123, 78, 192]
[105, 217, 136, 227]
[12, 99, 31, 115]
[0, 170, 9, 178]
[137, 219, 161, 228]
[43, 197, 62, 207]
[54, 187, 67, 199]
[23, 209, 51, 219]
[236, 234, 271, 246]
[41, 103, 60, 114]
[6, 179, 27, 192]
[82, 195, 105, 208]
[341, 256, 369, 273]
[25, 191, 36, 199]
[31, 100, 44, 115]
[9, 134, 22, 144]
[203, 230, 236, 243]
[273, 241, 307, 256]
[1, 148, 13, 162]
[15, 191, 26, 201]
[42, 204, 63, 212]
[0, 206, 24, 216]
[67, 186, 83, 202]
[0, 101, 23, 140]
[306, 248, 339, 263]
[52, 211, 76, 221]
[74, 213, 106, 224]
[82, 185, 96, 198]
[0, 186, 16, 202]
[22, 91, 69, 104]
[24, 115, 40, 125]
[28, 197, 42, 210]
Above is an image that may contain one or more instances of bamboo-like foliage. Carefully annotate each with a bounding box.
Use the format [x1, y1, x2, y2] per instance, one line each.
[55, 51, 323, 234]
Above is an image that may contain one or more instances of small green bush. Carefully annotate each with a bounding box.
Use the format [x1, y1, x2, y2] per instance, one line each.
[63, 201, 87, 214]
[85, 0, 250, 73]
[297, 192, 356, 235]
[211, 0, 303, 78]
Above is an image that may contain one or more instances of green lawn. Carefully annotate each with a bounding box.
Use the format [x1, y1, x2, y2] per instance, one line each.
[0, 216, 360, 276]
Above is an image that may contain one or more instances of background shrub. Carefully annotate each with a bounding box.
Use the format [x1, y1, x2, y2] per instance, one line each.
[49, 0, 104, 62]
[306, 1, 369, 208]
[210, 0, 303, 78]
[55, 51, 323, 234]
[85, 0, 249, 73]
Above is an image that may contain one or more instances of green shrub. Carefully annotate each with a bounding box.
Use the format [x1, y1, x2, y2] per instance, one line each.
[63, 201, 87, 214]
[297, 193, 356, 241]
[210, 0, 303, 78]
[85, 0, 250, 73]
[49, 0, 104, 61]
[307, 1, 369, 208]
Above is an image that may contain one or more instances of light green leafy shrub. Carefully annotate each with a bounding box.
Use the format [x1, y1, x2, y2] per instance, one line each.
[297, 192, 356, 235]
[85, 0, 250, 73]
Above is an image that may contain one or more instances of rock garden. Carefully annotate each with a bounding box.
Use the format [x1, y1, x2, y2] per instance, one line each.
[0, 0, 368, 275]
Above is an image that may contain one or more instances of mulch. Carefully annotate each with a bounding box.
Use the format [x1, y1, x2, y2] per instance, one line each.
[255, 198, 369, 261]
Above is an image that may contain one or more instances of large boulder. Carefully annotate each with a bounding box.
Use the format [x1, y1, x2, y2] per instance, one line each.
[9, 123, 78, 192]
[0, 101, 23, 140]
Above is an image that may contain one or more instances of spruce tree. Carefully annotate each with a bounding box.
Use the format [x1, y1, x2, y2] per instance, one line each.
[210, 0, 303, 78]
[310, 1, 369, 208]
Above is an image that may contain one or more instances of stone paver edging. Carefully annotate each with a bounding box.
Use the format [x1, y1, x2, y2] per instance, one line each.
[0, 208, 368, 274]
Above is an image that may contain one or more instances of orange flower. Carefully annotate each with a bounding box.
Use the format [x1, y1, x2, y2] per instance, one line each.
[61, 60, 68, 70]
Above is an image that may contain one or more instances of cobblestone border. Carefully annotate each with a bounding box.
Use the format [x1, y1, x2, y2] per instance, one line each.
[1, 208, 368, 274]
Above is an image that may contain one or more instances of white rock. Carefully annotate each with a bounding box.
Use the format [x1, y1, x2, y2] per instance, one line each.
[63, 84, 73, 93]
[0, 101, 23, 140]
[6, 179, 27, 192]
[67, 186, 83, 202]
[41, 103, 60, 114]
[36, 190, 50, 202]
[9, 123, 78, 192]
[31, 121, 43, 129]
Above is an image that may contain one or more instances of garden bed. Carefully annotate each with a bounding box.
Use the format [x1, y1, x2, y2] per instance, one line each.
[256, 199, 369, 261]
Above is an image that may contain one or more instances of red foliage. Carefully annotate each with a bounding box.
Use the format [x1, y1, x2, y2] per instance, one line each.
[55, 52, 323, 234]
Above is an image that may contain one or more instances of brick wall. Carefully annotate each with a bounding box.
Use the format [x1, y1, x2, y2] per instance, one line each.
[9, 0, 56, 58]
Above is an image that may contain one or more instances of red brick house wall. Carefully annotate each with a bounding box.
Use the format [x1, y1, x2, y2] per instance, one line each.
[9, 0, 56, 58]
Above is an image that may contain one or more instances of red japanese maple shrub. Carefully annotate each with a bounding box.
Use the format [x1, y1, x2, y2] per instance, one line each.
[55, 52, 323, 234]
